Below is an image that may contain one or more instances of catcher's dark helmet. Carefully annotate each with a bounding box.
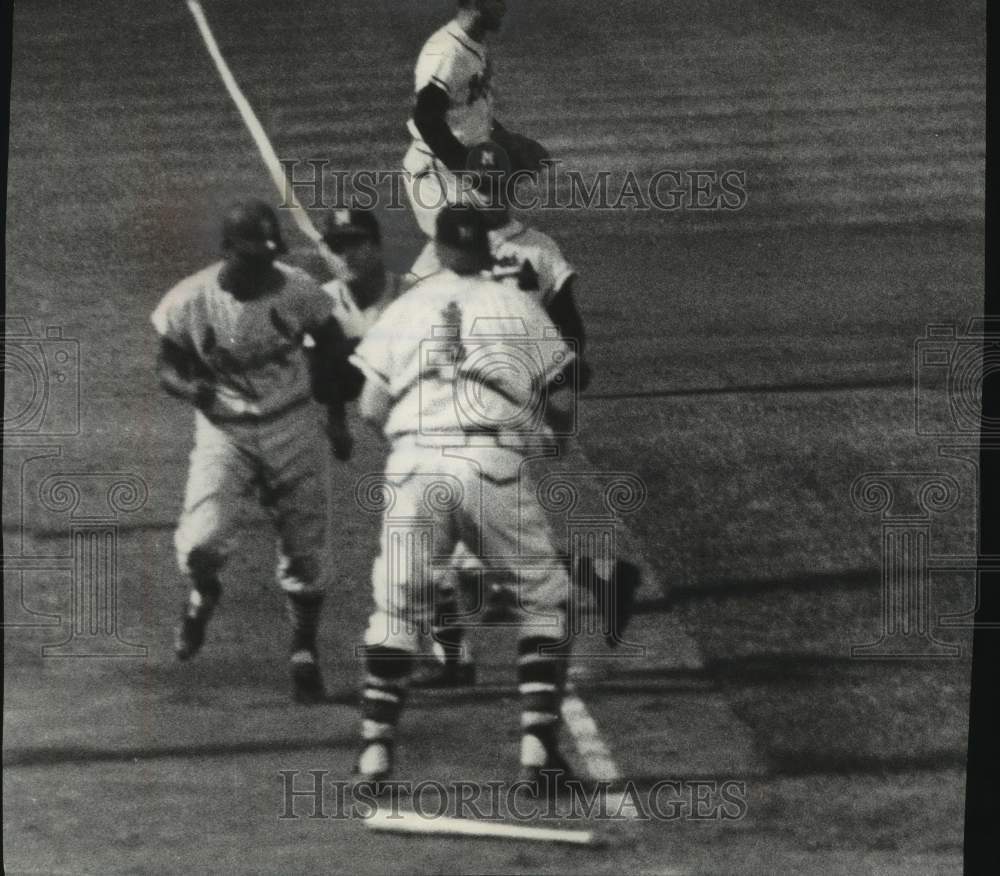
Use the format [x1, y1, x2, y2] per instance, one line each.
[435, 203, 490, 256]
[221, 199, 287, 257]
[466, 141, 513, 177]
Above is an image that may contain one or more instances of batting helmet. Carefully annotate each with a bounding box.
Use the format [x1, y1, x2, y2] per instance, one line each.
[221, 199, 287, 257]
[322, 208, 381, 249]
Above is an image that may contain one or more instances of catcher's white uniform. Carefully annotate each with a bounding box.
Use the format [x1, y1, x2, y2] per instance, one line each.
[151, 261, 335, 596]
[351, 270, 575, 654]
[404, 20, 495, 237]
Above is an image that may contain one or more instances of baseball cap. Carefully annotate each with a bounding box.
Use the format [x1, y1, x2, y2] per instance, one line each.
[435, 203, 490, 255]
[322, 208, 381, 248]
[466, 141, 513, 177]
[222, 199, 287, 257]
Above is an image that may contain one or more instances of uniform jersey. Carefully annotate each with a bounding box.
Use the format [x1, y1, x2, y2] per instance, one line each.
[352, 271, 574, 446]
[407, 220, 576, 307]
[322, 273, 404, 342]
[151, 261, 331, 421]
[407, 20, 495, 150]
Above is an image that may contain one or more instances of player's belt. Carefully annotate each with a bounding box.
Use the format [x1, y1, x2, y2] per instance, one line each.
[206, 394, 313, 424]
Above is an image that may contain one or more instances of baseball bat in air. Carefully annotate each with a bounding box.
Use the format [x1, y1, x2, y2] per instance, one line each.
[184, 0, 347, 276]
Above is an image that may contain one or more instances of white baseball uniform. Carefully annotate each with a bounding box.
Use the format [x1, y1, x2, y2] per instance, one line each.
[151, 260, 336, 596]
[403, 20, 496, 237]
[407, 219, 577, 307]
[351, 271, 575, 654]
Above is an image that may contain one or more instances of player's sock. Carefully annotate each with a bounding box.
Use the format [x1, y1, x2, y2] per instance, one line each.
[516, 635, 568, 767]
[431, 585, 465, 665]
[431, 623, 465, 666]
[187, 576, 221, 617]
[286, 592, 323, 655]
[358, 645, 413, 778]
[175, 575, 221, 661]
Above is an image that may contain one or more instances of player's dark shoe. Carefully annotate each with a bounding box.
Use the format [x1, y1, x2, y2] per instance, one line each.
[409, 659, 477, 689]
[481, 583, 518, 624]
[519, 726, 579, 801]
[519, 750, 579, 801]
[290, 650, 327, 704]
[174, 580, 221, 661]
[579, 558, 642, 648]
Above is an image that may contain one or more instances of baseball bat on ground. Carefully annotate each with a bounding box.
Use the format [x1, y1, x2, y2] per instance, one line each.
[184, 0, 347, 275]
[365, 808, 605, 846]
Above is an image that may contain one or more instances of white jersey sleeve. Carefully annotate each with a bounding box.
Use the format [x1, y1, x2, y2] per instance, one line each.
[151, 275, 199, 346]
[408, 22, 495, 148]
[489, 223, 577, 306]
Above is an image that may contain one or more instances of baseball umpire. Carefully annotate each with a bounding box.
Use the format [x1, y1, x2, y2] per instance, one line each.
[151, 199, 360, 703]
[349, 204, 579, 790]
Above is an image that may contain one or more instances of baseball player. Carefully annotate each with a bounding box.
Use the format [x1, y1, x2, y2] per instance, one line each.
[152, 200, 360, 704]
[283, 207, 405, 457]
[404, 0, 550, 238]
[350, 204, 578, 789]
[408, 146, 587, 356]
[316, 209, 404, 342]
[405, 155, 641, 689]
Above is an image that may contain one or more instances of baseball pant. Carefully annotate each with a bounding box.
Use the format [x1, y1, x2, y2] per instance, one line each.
[364, 442, 570, 654]
[402, 143, 489, 238]
[174, 402, 334, 597]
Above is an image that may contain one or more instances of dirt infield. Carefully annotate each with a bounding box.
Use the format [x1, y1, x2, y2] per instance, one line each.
[4, 1, 984, 873]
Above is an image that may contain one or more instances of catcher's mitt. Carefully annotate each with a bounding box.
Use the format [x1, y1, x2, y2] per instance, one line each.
[506, 133, 550, 174]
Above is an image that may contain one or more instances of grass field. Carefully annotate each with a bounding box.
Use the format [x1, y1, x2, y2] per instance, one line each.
[3, 1, 985, 873]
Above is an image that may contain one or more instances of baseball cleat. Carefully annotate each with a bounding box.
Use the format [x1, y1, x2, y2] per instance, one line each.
[519, 751, 579, 801]
[174, 581, 221, 661]
[353, 740, 395, 787]
[290, 650, 327, 704]
[579, 558, 642, 648]
[409, 659, 477, 689]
